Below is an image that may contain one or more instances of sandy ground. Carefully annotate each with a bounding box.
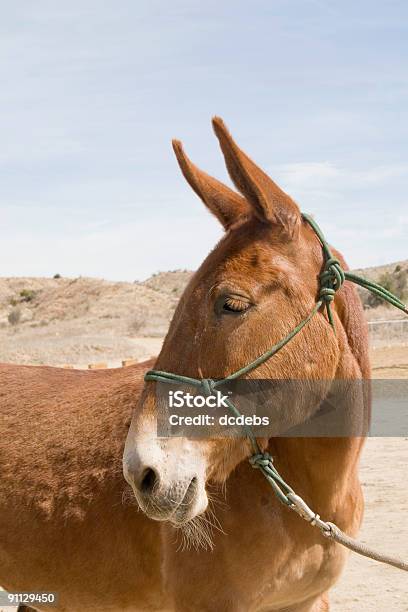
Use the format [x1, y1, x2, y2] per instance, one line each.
[331, 345, 408, 611]
[331, 437, 408, 611]
[1, 343, 407, 611]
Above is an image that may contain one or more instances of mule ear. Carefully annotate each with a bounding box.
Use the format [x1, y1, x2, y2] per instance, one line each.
[172, 139, 250, 230]
[212, 117, 301, 238]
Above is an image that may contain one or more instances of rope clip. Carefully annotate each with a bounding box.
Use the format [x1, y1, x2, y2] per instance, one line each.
[286, 493, 329, 531]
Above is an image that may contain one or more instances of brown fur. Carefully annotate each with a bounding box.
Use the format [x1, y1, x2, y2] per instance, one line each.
[0, 118, 369, 611]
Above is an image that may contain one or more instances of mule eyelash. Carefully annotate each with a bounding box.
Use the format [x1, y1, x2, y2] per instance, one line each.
[222, 297, 250, 313]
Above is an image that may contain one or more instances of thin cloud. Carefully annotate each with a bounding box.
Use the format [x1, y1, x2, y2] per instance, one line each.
[0, 1, 407, 278]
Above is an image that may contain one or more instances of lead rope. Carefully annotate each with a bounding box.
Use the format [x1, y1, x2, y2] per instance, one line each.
[145, 214, 408, 572]
[251, 456, 408, 572]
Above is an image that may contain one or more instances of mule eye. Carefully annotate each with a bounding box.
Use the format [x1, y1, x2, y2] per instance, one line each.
[222, 297, 250, 314]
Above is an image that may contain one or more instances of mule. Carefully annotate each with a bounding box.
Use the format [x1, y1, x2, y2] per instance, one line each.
[0, 117, 369, 611]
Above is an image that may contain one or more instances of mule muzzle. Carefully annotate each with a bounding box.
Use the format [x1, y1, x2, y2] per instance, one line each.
[123, 456, 206, 524]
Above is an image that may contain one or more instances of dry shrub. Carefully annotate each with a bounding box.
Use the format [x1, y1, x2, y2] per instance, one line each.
[8, 307, 21, 326]
[129, 311, 147, 334]
[361, 266, 408, 309]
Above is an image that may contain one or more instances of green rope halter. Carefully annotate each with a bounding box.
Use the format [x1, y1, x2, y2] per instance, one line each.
[304, 213, 407, 323]
[144, 213, 407, 507]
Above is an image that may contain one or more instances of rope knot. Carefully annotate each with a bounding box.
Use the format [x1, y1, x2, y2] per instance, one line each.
[319, 257, 345, 302]
[200, 378, 216, 397]
[249, 452, 273, 469]
[318, 257, 345, 327]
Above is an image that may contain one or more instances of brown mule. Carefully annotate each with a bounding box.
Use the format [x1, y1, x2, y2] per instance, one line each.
[1, 118, 369, 611]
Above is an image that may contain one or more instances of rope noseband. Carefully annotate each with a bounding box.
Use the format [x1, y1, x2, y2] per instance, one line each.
[145, 213, 408, 572]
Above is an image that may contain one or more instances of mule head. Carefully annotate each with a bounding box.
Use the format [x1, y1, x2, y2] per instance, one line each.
[123, 117, 341, 525]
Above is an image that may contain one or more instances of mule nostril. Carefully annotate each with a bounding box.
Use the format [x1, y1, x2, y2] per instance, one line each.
[140, 468, 159, 494]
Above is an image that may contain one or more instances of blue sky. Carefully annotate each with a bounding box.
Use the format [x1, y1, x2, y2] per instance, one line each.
[0, 1, 407, 280]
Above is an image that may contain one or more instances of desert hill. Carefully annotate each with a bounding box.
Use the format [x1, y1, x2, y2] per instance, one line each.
[0, 261, 406, 366]
[0, 275, 180, 366]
